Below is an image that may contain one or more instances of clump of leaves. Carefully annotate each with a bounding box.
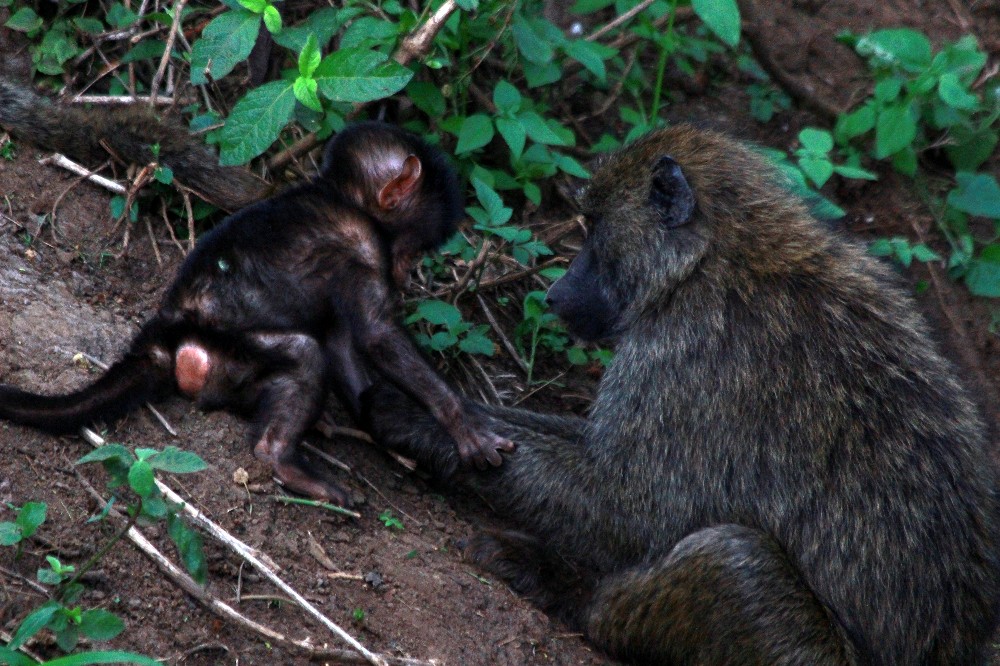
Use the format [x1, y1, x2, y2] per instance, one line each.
[378, 510, 404, 531]
[77, 444, 209, 584]
[835, 29, 1000, 298]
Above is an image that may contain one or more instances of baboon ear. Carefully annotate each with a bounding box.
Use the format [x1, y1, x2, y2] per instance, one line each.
[650, 155, 695, 228]
[378, 155, 423, 211]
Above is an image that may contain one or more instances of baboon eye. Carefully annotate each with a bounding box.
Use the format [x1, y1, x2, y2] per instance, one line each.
[217, 258, 230, 273]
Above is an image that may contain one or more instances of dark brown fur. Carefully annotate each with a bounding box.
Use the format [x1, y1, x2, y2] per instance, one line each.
[0, 122, 511, 504]
[363, 125, 1000, 664]
[0, 78, 264, 210]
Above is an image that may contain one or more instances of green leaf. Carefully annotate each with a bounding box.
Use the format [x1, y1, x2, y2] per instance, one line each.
[219, 80, 296, 165]
[413, 300, 463, 328]
[294, 76, 322, 112]
[299, 34, 321, 78]
[492, 80, 521, 115]
[239, 0, 266, 11]
[407, 80, 445, 117]
[832, 164, 878, 181]
[16, 502, 46, 537]
[798, 128, 833, 153]
[5, 7, 42, 32]
[874, 101, 916, 159]
[314, 48, 413, 103]
[947, 173, 1000, 219]
[455, 0, 478, 9]
[518, 111, 565, 145]
[429, 331, 458, 351]
[106, 3, 139, 29]
[149, 447, 208, 474]
[937, 72, 979, 110]
[945, 126, 998, 171]
[39, 651, 163, 666]
[563, 40, 616, 82]
[456, 114, 495, 153]
[9, 601, 59, 649]
[0, 522, 21, 546]
[912, 244, 941, 263]
[691, 0, 741, 47]
[128, 460, 155, 497]
[77, 444, 133, 466]
[471, 179, 512, 225]
[37, 567, 64, 585]
[799, 156, 833, 188]
[855, 28, 932, 72]
[168, 513, 207, 584]
[262, 4, 282, 33]
[965, 246, 1000, 298]
[873, 78, 902, 103]
[0, 645, 34, 666]
[154, 165, 174, 185]
[553, 153, 590, 178]
[459, 330, 495, 356]
[79, 610, 125, 642]
[272, 7, 354, 52]
[190, 9, 261, 84]
[73, 17, 105, 34]
[512, 16, 554, 64]
[496, 117, 526, 161]
[339, 16, 398, 49]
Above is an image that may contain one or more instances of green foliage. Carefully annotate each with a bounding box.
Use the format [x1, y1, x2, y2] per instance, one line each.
[0, 138, 16, 160]
[77, 445, 208, 583]
[0, 501, 46, 548]
[0, 500, 160, 665]
[378, 510, 404, 531]
[834, 29, 999, 298]
[405, 300, 495, 356]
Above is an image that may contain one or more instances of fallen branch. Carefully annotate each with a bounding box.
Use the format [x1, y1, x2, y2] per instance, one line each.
[79, 427, 392, 665]
[39, 154, 127, 195]
[737, 0, 841, 122]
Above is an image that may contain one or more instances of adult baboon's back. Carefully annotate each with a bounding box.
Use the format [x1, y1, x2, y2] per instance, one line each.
[364, 125, 1000, 665]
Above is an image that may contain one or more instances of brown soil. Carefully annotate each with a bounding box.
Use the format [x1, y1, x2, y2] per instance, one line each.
[0, 1, 997, 664]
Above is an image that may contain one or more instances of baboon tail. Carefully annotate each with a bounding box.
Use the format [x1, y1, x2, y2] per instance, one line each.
[0, 78, 265, 211]
[0, 353, 171, 435]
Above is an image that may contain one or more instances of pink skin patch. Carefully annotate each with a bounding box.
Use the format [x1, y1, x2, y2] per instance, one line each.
[175, 343, 211, 398]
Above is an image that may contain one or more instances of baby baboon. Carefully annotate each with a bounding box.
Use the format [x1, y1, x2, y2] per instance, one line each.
[362, 125, 1000, 664]
[0, 122, 513, 504]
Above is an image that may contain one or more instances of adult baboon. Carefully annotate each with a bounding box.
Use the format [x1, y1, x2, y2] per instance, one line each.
[362, 125, 1000, 664]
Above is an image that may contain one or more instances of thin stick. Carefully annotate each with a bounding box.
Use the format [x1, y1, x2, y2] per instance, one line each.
[71, 95, 188, 105]
[39, 154, 127, 195]
[586, 0, 655, 42]
[150, 0, 189, 104]
[79, 427, 388, 665]
[476, 294, 529, 375]
[394, 0, 457, 66]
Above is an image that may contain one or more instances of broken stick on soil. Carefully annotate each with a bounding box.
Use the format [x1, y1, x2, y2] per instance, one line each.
[79, 428, 398, 666]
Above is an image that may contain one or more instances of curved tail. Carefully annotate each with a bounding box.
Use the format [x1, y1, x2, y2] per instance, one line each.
[0, 353, 171, 435]
[0, 78, 265, 211]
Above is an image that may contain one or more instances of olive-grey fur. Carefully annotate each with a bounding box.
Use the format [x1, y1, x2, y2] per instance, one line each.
[363, 125, 1000, 665]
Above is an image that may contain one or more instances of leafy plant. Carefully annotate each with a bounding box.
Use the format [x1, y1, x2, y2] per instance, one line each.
[378, 510, 404, 531]
[76, 444, 209, 584]
[834, 29, 1000, 298]
[0, 500, 159, 665]
[406, 299, 495, 357]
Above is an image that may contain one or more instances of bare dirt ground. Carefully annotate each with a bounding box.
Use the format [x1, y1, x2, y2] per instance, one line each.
[1, 1, 998, 664]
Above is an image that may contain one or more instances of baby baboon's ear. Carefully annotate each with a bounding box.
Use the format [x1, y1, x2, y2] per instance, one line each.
[650, 155, 695, 228]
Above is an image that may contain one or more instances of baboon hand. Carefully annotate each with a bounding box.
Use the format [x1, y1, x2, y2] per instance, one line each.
[452, 418, 515, 469]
